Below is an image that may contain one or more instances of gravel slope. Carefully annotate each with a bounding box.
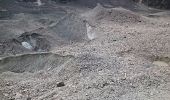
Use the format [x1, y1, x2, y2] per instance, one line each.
[0, 1, 170, 100]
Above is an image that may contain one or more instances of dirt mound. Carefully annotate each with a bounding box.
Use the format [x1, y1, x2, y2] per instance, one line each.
[49, 13, 87, 42]
[0, 11, 87, 56]
[105, 7, 146, 23]
[0, 52, 74, 73]
[83, 4, 147, 24]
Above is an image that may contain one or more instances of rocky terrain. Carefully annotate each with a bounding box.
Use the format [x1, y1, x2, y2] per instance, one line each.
[0, 0, 170, 100]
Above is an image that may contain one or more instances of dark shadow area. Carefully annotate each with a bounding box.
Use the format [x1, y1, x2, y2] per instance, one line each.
[133, 0, 170, 9]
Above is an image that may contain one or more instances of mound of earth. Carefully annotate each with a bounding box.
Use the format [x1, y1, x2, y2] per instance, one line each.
[0, 9, 88, 56]
[82, 4, 147, 25]
[49, 13, 87, 42]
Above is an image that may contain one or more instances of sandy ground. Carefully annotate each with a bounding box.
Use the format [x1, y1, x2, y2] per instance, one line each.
[0, 1, 170, 100]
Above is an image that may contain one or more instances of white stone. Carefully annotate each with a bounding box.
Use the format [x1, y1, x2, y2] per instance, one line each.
[37, 0, 42, 6]
[153, 61, 169, 67]
[86, 23, 96, 40]
[22, 42, 33, 50]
